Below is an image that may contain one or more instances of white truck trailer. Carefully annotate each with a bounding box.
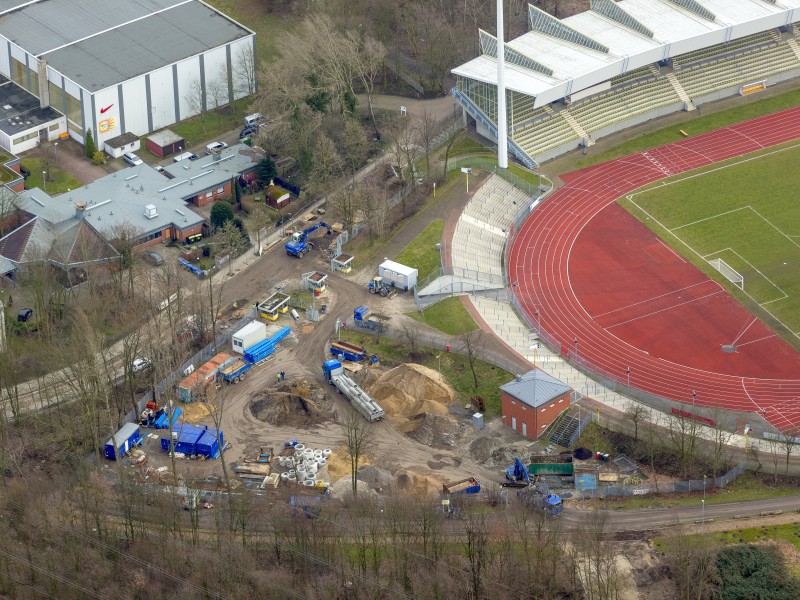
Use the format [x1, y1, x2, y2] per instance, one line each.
[322, 359, 385, 422]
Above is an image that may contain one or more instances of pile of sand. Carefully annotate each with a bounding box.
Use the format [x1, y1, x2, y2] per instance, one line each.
[393, 469, 443, 496]
[366, 364, 456, 426]
[324, 444, 372, 483]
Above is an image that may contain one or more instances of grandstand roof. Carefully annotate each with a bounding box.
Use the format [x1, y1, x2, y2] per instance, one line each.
[453, 0, 800, 107]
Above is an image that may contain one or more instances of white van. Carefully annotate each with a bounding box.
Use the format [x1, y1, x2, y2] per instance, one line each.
[244, 113, 265, 127]
[173, 151, 198, 163]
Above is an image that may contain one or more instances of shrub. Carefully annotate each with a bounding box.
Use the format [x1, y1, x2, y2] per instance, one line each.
[92, 151, 106, 165]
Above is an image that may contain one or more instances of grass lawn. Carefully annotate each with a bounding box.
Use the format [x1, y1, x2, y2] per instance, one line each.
[598, 472, 800, 510]
[619, 142, 800, 336]
[439, 135, 490, 159]
[577, 87, 800, 168]
[393, 219, 444, 281]
[338, 329, 511, 417]
[407, 297, 478, 336]
[168, 98, 255, 147]
[712, 523, 800, 552]
[22, 158, 82, 195]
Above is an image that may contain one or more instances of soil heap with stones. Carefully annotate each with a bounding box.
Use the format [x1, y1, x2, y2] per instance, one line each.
[250, 380, 331, 428]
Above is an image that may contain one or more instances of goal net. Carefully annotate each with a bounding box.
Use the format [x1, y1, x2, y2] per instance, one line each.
[709, 258, 744, 291]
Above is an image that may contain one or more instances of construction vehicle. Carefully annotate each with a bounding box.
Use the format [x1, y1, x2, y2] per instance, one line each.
[219, 358, 252, 383]
[329, 340, 366, 362]
[368, 276, 396, 298]
[442, 477, 481, 496]
[257, 291, 290, 321]
[503, 457, 531, 488]
[285, 222, 332, 258]
[322, 359, 385, 422]
[353, 306, 388, 332]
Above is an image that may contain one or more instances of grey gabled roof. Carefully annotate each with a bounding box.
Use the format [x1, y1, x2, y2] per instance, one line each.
[0, 0, 253, 93]
[500, 369, 571, 409]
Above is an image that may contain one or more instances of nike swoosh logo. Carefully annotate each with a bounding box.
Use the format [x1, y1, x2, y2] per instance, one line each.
[100, 104, 113, 114]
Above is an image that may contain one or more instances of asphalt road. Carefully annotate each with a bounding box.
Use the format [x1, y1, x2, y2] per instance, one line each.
[563, 495, 800, 532]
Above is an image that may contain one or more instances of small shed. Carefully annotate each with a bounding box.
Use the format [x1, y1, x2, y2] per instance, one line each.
[103, 132, 140, 158]
[146, 129, 186, 158]
[265, 183, 291, 208]
[331, 253, 353, 274]
[378, 259, 418, 291]
[302, 271, 328, 294]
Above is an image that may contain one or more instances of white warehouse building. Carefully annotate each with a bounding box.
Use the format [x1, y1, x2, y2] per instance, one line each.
[0, 0, 255, 152]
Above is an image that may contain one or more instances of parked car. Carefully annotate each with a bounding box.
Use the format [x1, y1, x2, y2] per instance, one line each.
[275, 213, 292, 228]
[17, 308, 33, 322]
[132, 357, 152, 373]
[205, 141, 229, 155]
[239, 125, 259, 139]
[143, 249, 164, 266]
[123, 152, 143, 166]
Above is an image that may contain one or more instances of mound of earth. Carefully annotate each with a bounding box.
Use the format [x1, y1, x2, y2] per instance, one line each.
[405, 413, 465, 448]
[250, 380, 329, 427]
[393, 469, 443, 496]
[324, 444, 372, 483]
[366, 364, 456, 426]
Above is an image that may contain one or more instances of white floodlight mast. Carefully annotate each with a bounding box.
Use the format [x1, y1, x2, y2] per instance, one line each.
[496, 0, 508, 169]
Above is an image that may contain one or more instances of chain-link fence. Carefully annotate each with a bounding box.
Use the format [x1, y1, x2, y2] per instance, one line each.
[575, 463, 745, 499]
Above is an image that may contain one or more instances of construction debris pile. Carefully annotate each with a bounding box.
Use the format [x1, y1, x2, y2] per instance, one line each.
[277, 442, 332, 489]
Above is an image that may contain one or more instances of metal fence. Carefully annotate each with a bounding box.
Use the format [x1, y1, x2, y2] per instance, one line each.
[123, 309, 258, 424]
[575, 463, 745, 499]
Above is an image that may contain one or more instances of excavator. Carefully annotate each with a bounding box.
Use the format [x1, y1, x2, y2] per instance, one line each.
[284, 222, 331, 258]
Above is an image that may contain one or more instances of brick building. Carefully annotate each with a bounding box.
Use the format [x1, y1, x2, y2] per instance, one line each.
[500, 369, 572, 441]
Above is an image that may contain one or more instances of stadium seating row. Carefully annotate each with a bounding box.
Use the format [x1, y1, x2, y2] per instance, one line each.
[676, 43, 800, 98]
[672, 31, 773, 68]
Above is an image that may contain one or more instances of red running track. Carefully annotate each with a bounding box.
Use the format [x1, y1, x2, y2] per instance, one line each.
[508, 106, 800, 432]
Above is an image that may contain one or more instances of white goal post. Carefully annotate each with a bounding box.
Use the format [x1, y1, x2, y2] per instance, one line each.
[709, 258, 744, 291]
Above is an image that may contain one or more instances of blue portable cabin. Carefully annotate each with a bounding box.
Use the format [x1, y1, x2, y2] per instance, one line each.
[196, 428, 225, 459]
[161, 423, 205, 455]
[104, 422, 142, 460]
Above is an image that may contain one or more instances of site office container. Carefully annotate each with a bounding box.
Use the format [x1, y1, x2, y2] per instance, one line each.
[378, 259, 418, 290]
[176, 352, 233, 402]
[232, 321, 267, 354]
[161, 423, 206, 455]
[105, 422, 142, 460]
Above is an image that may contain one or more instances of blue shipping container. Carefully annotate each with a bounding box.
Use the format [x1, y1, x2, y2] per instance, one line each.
[196, 429, 225, 458]
[104, 422, 142, 460]
[161, 423, 205, 455]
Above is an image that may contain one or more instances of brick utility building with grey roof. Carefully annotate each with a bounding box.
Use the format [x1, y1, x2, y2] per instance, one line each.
[500, 369, 572, 441]
[0, 0, 255, 153]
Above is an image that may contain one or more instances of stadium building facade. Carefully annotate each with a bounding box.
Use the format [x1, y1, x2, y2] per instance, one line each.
[452, 0, 800, 167]
[0, 0, 255, 153]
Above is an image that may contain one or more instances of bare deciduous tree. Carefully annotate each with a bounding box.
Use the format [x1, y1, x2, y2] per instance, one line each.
[344, 408, 372, 499]
[184, 78, 206, 133]
[667, 404, 700, 479]
[624, 401, 649, 441]
[460, 329, 486, 388]
[233, 45, 257, 97]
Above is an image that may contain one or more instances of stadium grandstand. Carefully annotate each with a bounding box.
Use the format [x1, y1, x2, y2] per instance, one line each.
[452, 0, 800, 167]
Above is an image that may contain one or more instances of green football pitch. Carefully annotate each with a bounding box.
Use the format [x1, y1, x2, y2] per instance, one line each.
[619, 141, 800, 340]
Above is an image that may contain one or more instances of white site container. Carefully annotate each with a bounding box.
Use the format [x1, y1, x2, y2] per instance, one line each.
[231, 321, 267, 355]
[378, 259, 418, 291]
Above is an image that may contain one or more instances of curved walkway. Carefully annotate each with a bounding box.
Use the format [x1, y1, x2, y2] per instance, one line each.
[507, 106, 800, 432]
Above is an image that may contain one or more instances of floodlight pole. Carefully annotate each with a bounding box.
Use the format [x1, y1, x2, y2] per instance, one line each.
[496, 0, 508, 169]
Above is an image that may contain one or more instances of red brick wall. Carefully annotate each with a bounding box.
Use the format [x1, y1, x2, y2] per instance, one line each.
[174, 224, 203, 243]
[8, 180, 23, 192]
[501, 390, 571, 441]
[191, 181, 232, 207]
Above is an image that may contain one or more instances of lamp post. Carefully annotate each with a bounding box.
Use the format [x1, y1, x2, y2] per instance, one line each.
[436, 355, 441, 373]
[573, 338, 579, 360]
[692, 390, 697, 409]
[627, 367, 631, 389]
[535, 309, 540, 331]
[42, 171, 46, 193]
[54, 141, 58, 166]
[701, 498, 705, 534]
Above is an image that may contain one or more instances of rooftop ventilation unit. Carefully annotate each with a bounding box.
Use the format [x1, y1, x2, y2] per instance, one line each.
[144, 204, 159, 219]
[2, 104, 11, 110]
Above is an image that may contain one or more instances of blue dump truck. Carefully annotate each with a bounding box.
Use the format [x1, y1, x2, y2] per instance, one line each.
[442, 477, 481, 496]
[104, 422, 142, 460]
